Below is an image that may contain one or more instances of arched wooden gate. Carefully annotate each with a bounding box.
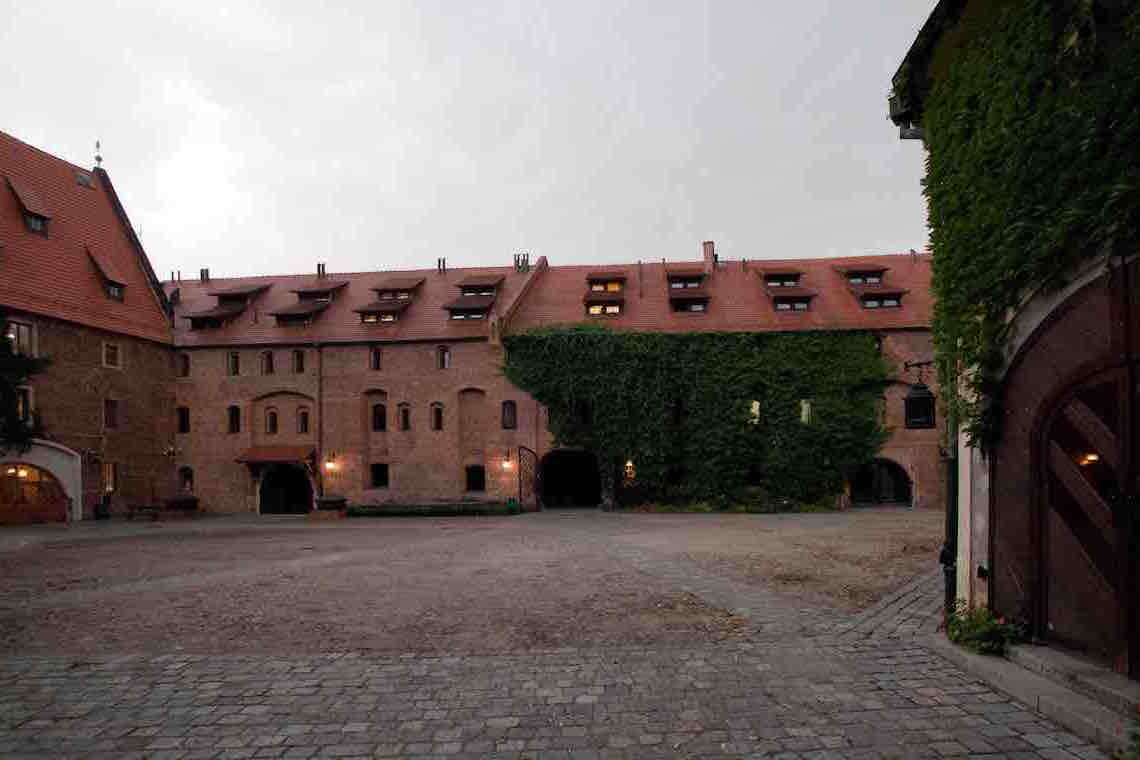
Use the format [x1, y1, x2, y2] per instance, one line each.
[518, 446, 540, 509]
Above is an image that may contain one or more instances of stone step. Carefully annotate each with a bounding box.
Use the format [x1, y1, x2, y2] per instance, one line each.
[1007, 643, 1140, 721]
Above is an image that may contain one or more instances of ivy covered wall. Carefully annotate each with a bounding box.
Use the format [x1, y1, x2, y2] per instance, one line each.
[922, 0, 1140, 445]
[502, 327, 890, 505]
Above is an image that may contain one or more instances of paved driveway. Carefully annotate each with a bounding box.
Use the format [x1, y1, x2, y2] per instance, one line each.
[0, 511, 1107, 758]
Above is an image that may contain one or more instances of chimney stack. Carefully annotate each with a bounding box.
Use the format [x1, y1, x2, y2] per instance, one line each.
[317, 262, 326, 279]
[437, 257, 447, 274]
[200, 268, 210, 283]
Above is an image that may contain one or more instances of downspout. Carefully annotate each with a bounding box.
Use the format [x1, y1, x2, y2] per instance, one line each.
[1117, 251, 1137, 677]
[940, 408, 959, 620]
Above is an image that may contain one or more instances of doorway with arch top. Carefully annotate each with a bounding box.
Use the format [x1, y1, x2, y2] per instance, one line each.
[850, 458, 912, 507]
[258, 464, 314, 515]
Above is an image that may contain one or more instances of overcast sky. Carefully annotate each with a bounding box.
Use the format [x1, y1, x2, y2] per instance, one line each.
[2, 1, 930, 278]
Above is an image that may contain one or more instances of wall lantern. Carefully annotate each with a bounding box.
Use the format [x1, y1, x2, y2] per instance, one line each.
[1078, 452, 1100, 467]
[323, 454, 338, 472]
[623, 459, 636, 480]
[501, 449, 513, 471]
[904, 382, 936, 429]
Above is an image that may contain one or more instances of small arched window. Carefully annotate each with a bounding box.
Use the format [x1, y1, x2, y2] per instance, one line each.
[371, 403, 386, 432]
[265, 408, 278, 435]
[177, 353, 190, 377]
[398, 403, 411, 431]
[369, 346, 382, 371]
[501, 400, 517, 430]
[227, 405, 241, 434]
[437, 345, 451, 370]
[261, 350, 274, 375]
[430, 402, 444, 431]
[178, 466, 194, 493]
[298, 407, 310, 434]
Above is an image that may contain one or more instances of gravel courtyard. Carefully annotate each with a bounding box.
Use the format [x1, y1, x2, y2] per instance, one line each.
[0, 510, 1108, 758]
[0, 509, 941, 656]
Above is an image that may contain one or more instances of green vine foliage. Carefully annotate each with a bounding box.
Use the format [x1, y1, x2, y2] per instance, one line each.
[923, 1, 1140, 448]
[503, 326, 890, 505]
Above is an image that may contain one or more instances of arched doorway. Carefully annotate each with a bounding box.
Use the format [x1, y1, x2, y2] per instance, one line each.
[1, 463, 69, 524]
[850, 459, 912, 507]
[540, 450, 601, 508]
[258, 465, 313, 515]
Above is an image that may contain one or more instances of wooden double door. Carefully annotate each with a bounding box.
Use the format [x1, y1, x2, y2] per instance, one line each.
[1041, 362, 1138, 679]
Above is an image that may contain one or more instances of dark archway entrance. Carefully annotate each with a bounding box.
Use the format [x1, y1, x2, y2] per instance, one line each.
[540, 450, 601, 508]
[0, 463, 68, 524]
[259, 465, 313, 515]
[850, 459, 912, 507]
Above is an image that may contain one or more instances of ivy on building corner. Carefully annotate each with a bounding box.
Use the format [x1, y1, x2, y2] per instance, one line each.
[922, 0, 1140, 449]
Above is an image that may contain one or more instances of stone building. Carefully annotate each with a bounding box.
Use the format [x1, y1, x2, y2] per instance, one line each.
[2, 129, 946, 522]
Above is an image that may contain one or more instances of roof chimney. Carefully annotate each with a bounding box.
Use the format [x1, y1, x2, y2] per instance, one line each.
[317, 262, 326, 279]
[200, 268, 210, 283]
[437, 257, 447, 274]
[702, 241, 715, 264]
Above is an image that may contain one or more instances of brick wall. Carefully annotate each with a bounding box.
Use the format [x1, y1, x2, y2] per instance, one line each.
[11, 310, 175, 517]
[879, 330, 945, 510]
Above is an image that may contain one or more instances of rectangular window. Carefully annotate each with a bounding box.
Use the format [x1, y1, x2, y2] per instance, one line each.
[369, 347, 382, 371]
[102, 342, 121, 368]
[102, 461, 118, 493]
[604, 304, 621, 315]
[177, 406, 190, 434]
[764, 274, 800, 288]
[465, 465, 486, 492]
[293, 350, 305, 374]
[362, 313, 379, 323]
[107, 283, 124, 301]
[605, 281, 622, 292]
[431, 404, 444, 431]
[228, 406, 241, 434]
[24, 213, 47, 235]
[228, 352, 240, 375]
[588, 304, 603, 316]
[298, 409, 310, 434]
[590, 282, 605, 292]
[5, 321, 33, 356]
[774, 297, 811, 312]
[261, 352, 274, 375]
[501, 400, 517, 430]
[399, 405, 410, 431]
[800, 400, 813, 424]
[104, 398, 119, 429]
[370, 463, 390, 489]
[437, 346, 451, 370]
[396, 291, 411, 300]
[380, 313, 397, 323]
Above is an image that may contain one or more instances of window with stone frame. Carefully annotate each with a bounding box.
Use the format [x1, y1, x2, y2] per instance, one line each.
[501, 400, 517, 430]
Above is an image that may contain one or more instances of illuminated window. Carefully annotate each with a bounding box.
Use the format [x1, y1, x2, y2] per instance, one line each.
[749, 400, 761, 425]
[588, 304, 603, 316]
[102, 462, 118, 493]
[362, 313, 379, 324]
[16, 387, 31, 422]
[604, 304, 621, 315]
[800, 400, 813, 424]
[5, 321, 33, 356]
[380, 313, 397, 322]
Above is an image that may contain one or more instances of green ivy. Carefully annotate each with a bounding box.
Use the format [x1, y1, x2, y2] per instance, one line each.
[502, 326, 890, 504]
[922, 1, 1140, 447]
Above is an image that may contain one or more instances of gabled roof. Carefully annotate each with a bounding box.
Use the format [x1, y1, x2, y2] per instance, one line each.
[168, 264, 536, 347]
[0, 131, 171, 343]
[508, 253, 932, 334]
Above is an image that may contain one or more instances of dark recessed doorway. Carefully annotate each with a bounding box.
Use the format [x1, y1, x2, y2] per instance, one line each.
[850, 458, 912, 507]
[540, 450, 601, 508]
[259, 465, 313, 515]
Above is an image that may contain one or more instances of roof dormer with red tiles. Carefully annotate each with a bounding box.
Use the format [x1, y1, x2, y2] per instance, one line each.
[443, 273, 504, 322]
[183, 270, 271, 330]
[834, 264, 909, 310]
[583, 270, 627, 317]
[270, 263, 347, 326]
[665, 265, 710, 314]
[354, 276, 425, 325]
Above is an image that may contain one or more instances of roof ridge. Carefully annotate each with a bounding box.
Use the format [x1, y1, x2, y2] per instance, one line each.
[0, 129, 93, 175]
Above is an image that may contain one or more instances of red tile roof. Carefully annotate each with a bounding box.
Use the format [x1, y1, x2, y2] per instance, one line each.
[582, 290, 625, 304]
[0, 131, 171, 343]
[373, 276, 425, 291]
[354, 300, 410, 315]
[207, 284, 270, 298]
[508, 254, 932, 334]
[169, 265, 537, 347]
[765, 286, 818, 299]
[455, 274, 505, 288]
[269, 301, 329, 317]
[442, 294, 497, 311]
[290, 279, 348, 295]
[585, 270, 629, 281]
[87, 246, 127, 286]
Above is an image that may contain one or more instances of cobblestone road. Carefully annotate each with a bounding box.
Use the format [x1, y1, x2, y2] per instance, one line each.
[0, 514, 1108, 758]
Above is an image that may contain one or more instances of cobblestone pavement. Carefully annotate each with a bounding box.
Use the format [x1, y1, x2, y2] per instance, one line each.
[0, 641, 1107, 759]
[0, 513, 1106, 758]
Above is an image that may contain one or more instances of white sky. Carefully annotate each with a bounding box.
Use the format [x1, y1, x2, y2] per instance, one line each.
[1, 1, 931, 278]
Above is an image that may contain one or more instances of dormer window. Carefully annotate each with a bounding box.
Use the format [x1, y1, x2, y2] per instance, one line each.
[87, 247, 127, 303]
[764, 273, 801, 288]
[847, 270, 885, 285]
[449, 310, 486, 320]
[862, 294, 903, 309]
[589, 280, 624, 293]
[7, 176, 52, 237]
[460, 287, 496, 297]
[669, 276, 704, 289]
[673, 300, 707, 313]
[587, 303, 622, 316]
[396, 291, 411, 300]
[106, 283, 124, 301]
[24, 213, 48, 235]
[774, 296, 812, 312]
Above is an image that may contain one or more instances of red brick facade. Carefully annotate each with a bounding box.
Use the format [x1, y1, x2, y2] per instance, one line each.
[2, 130, 944, 520]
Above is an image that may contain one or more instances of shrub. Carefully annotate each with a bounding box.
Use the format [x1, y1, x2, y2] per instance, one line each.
[947, 601, 1025, 656]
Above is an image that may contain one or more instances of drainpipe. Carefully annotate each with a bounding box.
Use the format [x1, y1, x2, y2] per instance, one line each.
[940, 408, 959, 620]
[316, 341, 324, 499]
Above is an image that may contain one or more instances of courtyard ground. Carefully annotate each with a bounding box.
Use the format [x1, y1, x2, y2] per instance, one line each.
[0, 509, 1109, 758]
